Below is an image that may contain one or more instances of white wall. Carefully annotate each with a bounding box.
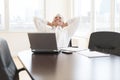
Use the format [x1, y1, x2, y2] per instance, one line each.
[0, 32, 30, 56]
[0, 0, 73, 56]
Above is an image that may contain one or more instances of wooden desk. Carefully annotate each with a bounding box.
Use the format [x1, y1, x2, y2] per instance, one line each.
[18, 50, 120, 80]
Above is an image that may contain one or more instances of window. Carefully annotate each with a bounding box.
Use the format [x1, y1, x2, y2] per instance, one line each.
[115, 0, 120, 31]
[95, 0, 111, 31]
[73, 0, 91, 37]
[0, 0, 5, 30]
[0, 0, 44, 32]
[74, 0, 120, 37]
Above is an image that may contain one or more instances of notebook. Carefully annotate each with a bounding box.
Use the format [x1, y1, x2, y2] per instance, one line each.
[28, 33, 60, 54]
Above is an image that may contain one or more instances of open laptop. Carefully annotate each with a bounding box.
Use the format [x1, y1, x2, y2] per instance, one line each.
[28, 33, 60, 54]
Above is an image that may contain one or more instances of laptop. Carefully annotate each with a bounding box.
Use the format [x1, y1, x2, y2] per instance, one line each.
[28, 33, 60, 54]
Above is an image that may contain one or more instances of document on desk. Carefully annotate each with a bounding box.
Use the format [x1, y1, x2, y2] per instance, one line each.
[78, 50, 110, 58]
[61, 47, 86, 52]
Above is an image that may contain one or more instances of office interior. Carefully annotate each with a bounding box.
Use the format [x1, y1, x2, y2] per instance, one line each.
[1, 0, 119, 56]
[1, 0, 120, 80]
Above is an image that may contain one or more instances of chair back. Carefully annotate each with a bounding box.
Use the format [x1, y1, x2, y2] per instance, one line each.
[0, 38, 18, 80]
[88, 31, 120, 55]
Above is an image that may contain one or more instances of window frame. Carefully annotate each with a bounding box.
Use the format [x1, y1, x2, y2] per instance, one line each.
[73, 0, 120, 37]
[0, 0, 45, 32]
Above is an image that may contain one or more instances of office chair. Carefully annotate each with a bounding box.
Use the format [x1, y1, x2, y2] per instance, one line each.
[0, 38, 33, 80]
[88, 31, 120, 56]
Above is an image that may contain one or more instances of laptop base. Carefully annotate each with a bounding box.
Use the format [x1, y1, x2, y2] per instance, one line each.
[32, 50, 60, 54]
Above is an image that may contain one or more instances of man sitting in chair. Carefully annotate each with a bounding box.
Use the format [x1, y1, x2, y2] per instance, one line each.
[47, 14, 68, 28]
[34, 14, 80, 49]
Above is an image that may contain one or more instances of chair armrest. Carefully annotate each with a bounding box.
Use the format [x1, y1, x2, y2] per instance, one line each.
[17, 67, 35, 80]
[17, 68, 26, 73]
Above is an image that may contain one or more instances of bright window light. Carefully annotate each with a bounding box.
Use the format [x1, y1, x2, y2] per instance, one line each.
[9, 0, 44, 31]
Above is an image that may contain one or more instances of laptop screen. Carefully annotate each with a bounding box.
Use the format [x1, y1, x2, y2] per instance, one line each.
[28, 33, 58, 50]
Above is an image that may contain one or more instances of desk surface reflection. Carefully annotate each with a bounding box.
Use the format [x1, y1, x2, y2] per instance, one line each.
[18, 50, 120, 80]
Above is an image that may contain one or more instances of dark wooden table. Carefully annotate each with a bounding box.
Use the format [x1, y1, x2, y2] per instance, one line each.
[18, 50, 120, 80]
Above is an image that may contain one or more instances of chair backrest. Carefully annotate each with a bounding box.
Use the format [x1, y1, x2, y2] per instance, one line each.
[0, 38, 18, 80]
[88, 31, 120, 55]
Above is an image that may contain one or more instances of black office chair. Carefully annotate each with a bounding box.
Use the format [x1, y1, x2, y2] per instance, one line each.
[0, 38, 33, 80]
[68, 39, 72, 47]
[88, 31, 120, 56]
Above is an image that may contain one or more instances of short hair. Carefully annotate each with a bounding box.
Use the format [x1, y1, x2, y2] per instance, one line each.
[55, 14, 64, 21]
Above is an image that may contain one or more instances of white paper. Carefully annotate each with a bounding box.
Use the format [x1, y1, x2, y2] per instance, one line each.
[61, 47, 86, 52]
[78, 50, 110, 58]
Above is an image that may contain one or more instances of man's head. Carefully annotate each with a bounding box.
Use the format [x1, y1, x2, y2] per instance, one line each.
[53, 14, 64, 22]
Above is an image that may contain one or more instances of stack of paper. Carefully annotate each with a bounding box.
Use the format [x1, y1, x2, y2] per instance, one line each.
[78, 50, 110, 58]
[61, 47, 86, 52]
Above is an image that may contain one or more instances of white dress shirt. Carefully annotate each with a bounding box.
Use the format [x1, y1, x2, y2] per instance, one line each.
[34, 17, 80, 49]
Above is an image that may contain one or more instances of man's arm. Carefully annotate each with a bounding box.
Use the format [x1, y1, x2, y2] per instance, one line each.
[47, 22, 53, 26]
[64, 17, 80, 37]
[34, 17, 53, 32]
[61, 22, 68, 28]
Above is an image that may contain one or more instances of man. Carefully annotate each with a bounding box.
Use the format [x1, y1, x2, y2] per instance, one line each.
[34, 14, 80, 48]
[47, 14, 68, 28]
